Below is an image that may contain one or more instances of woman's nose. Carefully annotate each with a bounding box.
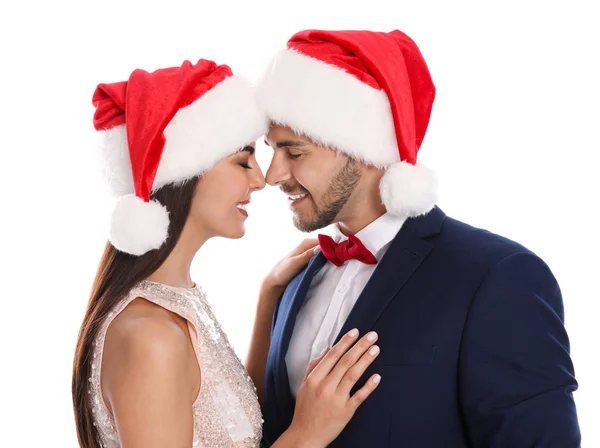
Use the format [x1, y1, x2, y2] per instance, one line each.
[250, 166, 266, 191]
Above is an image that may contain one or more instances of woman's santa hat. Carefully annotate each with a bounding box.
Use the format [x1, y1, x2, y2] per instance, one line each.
[256, 29, 437, 217]
[93, 59, 267, 256]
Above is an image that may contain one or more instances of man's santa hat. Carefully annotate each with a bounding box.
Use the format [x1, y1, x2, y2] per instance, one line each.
[256, 29, 437, 217]
[93, 59, 267, 256]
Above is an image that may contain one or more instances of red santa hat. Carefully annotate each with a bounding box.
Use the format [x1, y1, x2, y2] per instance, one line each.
[93, 59, 267, 256]
[256, 29, 437, 217]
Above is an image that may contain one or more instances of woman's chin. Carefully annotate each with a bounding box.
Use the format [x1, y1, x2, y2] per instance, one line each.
[219, 224, 246, 240]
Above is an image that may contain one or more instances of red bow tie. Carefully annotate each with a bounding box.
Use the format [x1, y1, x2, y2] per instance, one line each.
[318, 233, 377, 267]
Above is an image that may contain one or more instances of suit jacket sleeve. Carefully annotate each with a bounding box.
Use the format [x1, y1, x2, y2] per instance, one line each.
[459, 251, 581, 447]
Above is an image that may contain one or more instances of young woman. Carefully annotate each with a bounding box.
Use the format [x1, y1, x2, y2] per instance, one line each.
[72, 59, 382, 447]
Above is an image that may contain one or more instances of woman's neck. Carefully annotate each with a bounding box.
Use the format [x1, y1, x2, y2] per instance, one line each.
[146, 253, 195, 288]
[147, 222, 209, 288]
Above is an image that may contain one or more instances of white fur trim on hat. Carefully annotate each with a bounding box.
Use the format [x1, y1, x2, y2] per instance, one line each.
[98, 75, 268, 197]
[109, 195, 170, 256]
[256, 49, 398, 169]
[380, 162, 437, 217]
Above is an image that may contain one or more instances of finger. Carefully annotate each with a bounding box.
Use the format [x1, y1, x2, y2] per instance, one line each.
[348, 374, 381, 410]
[296, 240, 319, 257]
[287, 245, 321, 274]
[296, 245, 320, 262]
[325, 331, 378, 388]
[304, 347, 330, 380]
[290, 238, 319, 257]
[308, 329, 361, 382]
[337, 344, 380, 396]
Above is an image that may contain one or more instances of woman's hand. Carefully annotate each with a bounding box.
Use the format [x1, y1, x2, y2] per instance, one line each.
[262, 239, 320, 293]
[286, 329, 382, 447]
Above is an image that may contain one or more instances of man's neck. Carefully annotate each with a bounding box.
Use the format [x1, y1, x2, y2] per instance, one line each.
[337, 207, 387, 236]
[336, 169, 387, 236]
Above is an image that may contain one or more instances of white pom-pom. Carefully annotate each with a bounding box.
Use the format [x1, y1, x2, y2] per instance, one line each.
[380, 162, 438, 217]
[109, 194, 170, 256]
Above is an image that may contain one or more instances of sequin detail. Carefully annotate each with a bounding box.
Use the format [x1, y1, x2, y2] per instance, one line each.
[88, 281, 263, 447]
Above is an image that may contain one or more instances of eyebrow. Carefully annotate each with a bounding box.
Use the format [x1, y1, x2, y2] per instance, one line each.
[263, 139, 307, 149]
[240, 145, 255, 155]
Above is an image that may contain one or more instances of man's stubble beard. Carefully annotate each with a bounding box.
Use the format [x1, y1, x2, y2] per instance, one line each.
[294, 158, 361, 233]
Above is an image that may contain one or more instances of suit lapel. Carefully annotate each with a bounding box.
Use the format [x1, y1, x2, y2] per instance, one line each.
[269, 252, 327, 427]
[335, 207, 446, 343]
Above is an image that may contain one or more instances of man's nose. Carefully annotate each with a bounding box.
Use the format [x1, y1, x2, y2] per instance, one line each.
[265, 152, 291, 186]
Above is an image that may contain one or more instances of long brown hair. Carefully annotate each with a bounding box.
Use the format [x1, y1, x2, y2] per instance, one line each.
[72, 177, 200, 447]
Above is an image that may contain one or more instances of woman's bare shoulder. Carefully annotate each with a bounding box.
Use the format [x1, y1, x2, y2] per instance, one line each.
[101, 297, 199, 411]
[105, 297, 190, 357]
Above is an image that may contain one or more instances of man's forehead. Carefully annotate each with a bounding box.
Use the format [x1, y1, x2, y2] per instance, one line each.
[263, 137, 309, 149]
[265, 125, 311, 147]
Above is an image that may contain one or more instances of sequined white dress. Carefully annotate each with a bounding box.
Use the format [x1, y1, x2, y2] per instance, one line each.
[88, 280, 263, 447]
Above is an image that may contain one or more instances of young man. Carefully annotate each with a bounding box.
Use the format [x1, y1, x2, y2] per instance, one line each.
[257, 29, 580, 447]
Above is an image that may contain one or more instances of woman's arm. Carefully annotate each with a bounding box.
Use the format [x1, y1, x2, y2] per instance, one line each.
[246, 280, 283, 405]
[246, 239, 319, 405]
[102, 303, 200, 447]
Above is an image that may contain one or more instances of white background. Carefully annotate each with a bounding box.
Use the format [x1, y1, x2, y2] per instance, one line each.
[1, 0, 598, 446]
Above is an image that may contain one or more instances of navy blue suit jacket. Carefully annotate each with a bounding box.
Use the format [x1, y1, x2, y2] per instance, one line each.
[262, 207, 580, 447]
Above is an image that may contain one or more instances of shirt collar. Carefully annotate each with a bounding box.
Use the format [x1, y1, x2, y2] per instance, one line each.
[331, 213, 406, 257]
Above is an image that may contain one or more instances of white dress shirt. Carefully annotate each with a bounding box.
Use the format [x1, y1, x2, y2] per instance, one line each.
[286, 213, 406, 396]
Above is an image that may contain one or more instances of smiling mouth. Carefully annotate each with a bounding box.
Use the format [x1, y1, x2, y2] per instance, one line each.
[287, 193, 309, 201]
[236, 200, 249, 216]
